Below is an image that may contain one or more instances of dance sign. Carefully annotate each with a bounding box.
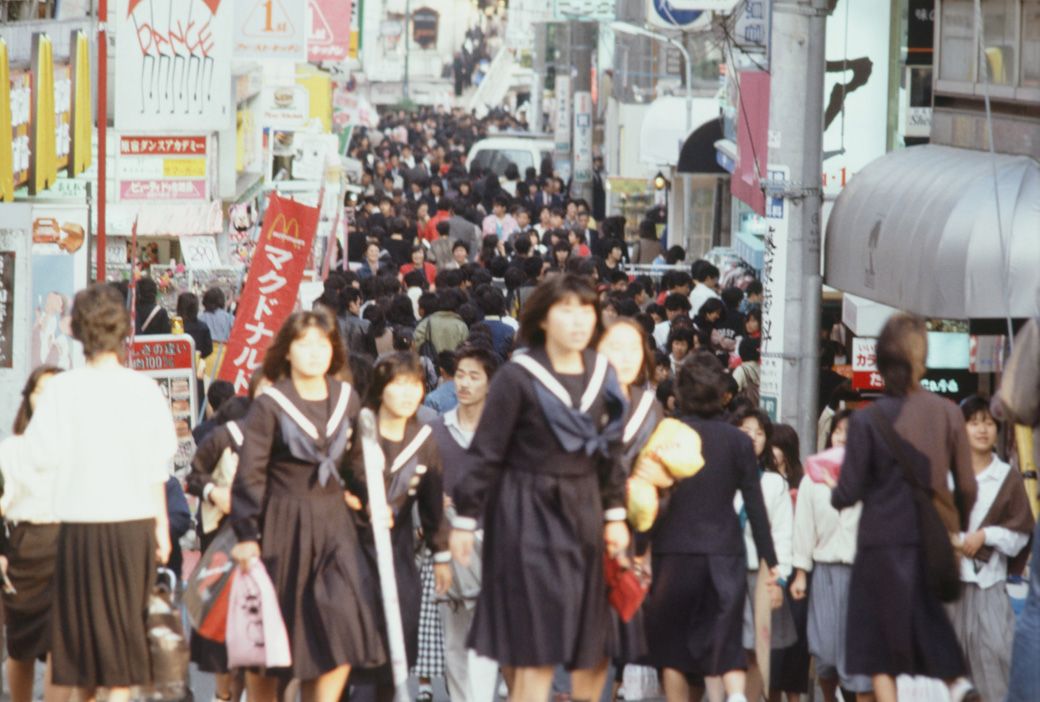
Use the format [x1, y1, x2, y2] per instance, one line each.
[218, 193, 318, 394]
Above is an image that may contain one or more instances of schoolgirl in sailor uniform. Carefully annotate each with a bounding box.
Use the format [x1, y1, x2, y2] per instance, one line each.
[343, 352, 451, 699]
[451, 274, 630, 702]
[596, 319, 665, 669]
[230, 311, 385, 702]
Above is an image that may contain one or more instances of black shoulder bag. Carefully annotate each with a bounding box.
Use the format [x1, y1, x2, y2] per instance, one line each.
[868, 406, 962, 603]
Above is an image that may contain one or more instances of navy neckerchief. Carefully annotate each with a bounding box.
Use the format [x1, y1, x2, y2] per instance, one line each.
[262, 380, 353, 487]
[512, 351, 627, 459]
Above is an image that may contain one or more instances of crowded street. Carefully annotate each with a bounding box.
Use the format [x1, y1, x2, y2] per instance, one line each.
[0, 1, 1037, 702]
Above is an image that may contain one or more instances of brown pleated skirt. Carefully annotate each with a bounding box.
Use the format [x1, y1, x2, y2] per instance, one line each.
[2, 523, 60, 662]
[51, 519, 156, 687]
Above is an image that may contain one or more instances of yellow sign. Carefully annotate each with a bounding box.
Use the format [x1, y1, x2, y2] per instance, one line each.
[69, 30, 92, 178]
[163, 158, 206, 178]
[0, 40, 13, 202]
[29, 33, 57, 195]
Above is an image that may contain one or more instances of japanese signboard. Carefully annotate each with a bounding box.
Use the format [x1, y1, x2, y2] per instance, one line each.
[851, 337, 884, 391]
[758, 165, 789, 418]
[217, 193, 319, 394]
[0, 251, 13, 368]
[118, 135, 209, 202]
[308, 0, 352, 62]
[115, 0, 233, 131]
[572, 90, 593, 184]
[128, 334, 199, 478]
[235, 0, 308, 60]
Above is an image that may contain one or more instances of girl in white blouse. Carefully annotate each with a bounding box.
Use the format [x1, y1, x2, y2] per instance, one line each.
[0, 284, 176, 702]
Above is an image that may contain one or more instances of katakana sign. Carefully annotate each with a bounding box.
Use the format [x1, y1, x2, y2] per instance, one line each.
[217, 193, 318, 394]
[235, 0, 308, 60]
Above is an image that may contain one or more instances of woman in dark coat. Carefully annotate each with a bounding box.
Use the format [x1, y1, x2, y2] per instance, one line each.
[450, 274, 630, 701]
[831, 313, 979, 702]
[230, 310, 385, 702]
[641, 350, 780, 702]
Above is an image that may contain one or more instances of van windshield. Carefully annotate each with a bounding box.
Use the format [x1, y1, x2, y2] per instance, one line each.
[473, 148, 534, 177]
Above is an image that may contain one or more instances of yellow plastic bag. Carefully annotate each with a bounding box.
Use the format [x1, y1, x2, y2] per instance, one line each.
[639, 418, 705, 479]
[626, 477, 659, 533]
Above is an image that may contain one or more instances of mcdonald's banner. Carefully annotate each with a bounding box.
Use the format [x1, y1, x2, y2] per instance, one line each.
[217, 193, 319, 394]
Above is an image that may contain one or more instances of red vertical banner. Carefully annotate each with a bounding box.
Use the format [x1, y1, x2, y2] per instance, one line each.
[218, 193, 319, 394]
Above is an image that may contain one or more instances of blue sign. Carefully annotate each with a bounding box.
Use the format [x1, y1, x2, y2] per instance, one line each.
[649, 0, 704, 28]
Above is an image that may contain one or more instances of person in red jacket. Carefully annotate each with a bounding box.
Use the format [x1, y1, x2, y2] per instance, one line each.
[424, 199, 452, 242]
[400, 243, 438, 286]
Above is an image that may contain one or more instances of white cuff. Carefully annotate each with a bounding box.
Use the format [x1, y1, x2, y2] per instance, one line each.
[452, 516, 478, 531]
[433, 551, 452, 564]
[203, 483, 215, 503]
[604, 507, 627, 523]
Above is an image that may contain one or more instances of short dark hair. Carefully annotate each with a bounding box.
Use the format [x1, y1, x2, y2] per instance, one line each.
[675, 350, 726, 418]
[71, 284, 131, 359]
[771, 423, 804, 485]
[455, 344, 501, 378]
[519, 274, 599, 348]
[730, 405, 775, 467]
[721, 286, 744, 310]
[202, 287, 226, 312]
[137, 277, 159, 305]
[960, 395, 997, 425]
[697, 298, 726, 318]
[452, 240, 470, 254]
[664, 293, 692, 312]
[176, 292, 200, 322]
[746, 280, 763, 297]
[438, 287, 467, 313]
[690, 259, 720, 282]
[365, 352, 424, 409]
[207, 380, 235, 413]
[418, 291, 439, 316]
[667, 327, 694, 348]
[262, 309, 347, 382]
[436, 350, 458, 376]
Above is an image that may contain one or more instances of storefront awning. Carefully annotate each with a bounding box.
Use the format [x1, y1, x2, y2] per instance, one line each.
[639, 95, 721, 167]
[677, 118, 726, 174]
[824, 144, 1040, 319]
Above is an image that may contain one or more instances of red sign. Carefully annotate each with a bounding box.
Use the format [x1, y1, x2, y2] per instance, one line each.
[129, 337, 196, 371]
[217, 193, 319, 394]
[851, 337, 884, 391]
[119, 136, 207, 156]
[731, 70, 769, 216]
[308, 0, 353, 62]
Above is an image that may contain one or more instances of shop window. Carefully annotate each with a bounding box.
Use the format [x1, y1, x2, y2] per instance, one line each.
[982, 0, 1017, 84]
[1023, 0, 1040, 86]
[940, 0, 975, 82]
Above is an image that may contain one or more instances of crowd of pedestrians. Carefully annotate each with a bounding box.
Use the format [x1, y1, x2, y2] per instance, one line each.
[0, 105, 1036, 702]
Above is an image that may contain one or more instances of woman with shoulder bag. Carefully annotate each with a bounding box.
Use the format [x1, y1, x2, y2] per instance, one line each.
[831, 314, 980, 702]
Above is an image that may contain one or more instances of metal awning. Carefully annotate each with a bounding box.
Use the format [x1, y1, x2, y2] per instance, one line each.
[824, 144, 1040, 319]
[677, 118, 726, 174]
[638, 95, 721, 167]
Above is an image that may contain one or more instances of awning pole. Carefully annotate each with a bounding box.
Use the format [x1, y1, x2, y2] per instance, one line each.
[96, 0, 108, 282]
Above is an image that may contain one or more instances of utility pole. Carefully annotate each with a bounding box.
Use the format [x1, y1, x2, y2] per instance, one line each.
[570, 20, 596, 202]
[552, 22, 573, 182]
[531, 22, 547, 133]
[403, 0, 412, 102]
[759, 0, 827, 458]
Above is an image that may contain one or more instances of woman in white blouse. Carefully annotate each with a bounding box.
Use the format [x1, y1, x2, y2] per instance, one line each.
[0, 284, 176, 702]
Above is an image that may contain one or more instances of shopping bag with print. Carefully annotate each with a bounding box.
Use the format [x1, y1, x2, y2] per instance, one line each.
[184, 524, 237, 641]
[225, 560, 292, 669]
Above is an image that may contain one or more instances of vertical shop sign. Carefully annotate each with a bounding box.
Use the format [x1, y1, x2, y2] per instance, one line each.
[308, 0, 352, 62]
[0, 251, 14, 368]
[29, 33, 57, 195]
[0, 40, 13, 202]
[69, 30, 93, 178]
[235, 0, 308, 60]
[115, 0, 233, 131]
[218, 193, 318, 393]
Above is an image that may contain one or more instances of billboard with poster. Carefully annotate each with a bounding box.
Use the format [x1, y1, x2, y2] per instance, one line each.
[114, 0, 234, 131]
[30, 203, 89, 371]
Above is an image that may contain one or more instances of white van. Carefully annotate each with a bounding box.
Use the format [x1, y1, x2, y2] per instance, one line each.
[466, 135, 555, 178]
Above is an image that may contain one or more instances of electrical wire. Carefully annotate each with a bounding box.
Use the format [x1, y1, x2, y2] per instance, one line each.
[973, 0, 1016, 347]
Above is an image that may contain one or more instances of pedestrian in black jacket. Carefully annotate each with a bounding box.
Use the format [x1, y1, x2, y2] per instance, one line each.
[642, 350, 780, 702]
